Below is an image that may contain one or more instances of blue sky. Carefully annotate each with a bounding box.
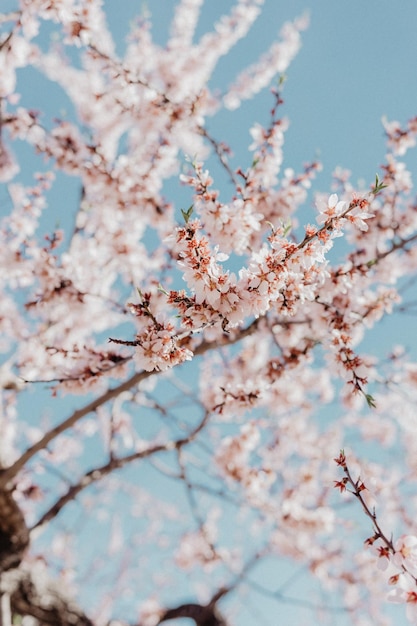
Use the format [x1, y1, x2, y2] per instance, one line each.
[3, 2, 417, 624]
[95, 5, 417, 623]
[100, 0, 417, 186]
[11, 0, 417, 188]
[8, 1, 417, 237]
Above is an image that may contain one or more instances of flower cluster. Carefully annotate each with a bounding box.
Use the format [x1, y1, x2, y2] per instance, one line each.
[1, 2, 417, 626]
[216, 422, 276, 503]
[110, 294, 193, 372]
[335, 453, 417, 624]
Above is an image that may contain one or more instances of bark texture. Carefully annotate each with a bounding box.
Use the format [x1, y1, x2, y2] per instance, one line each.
[0, 486, 29, 574]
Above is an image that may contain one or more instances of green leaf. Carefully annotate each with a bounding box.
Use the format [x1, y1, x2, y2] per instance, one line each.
[372, 173, 388, 195]
[282, 218, 292, 237]
[158, 283, 169, 296]
[181, 205, 194, 224]
[365, 393, 377, 409]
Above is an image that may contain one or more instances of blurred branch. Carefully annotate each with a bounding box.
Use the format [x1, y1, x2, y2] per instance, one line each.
[155, 588, 230, 626]
[0, 13, 20, 25]
[3, 567, 94, 626]
[30, 411, 210, 531]
[158, 600, 228, 626]
[0, 319, 260, 487]
[0, 488, 29, 574]
[198, 126, 239, 188]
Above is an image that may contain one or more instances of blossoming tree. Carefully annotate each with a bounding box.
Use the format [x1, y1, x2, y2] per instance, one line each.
[1, 1, 417, 625]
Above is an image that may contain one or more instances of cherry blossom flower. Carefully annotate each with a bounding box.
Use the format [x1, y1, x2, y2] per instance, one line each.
[388, 574, 417, 623]
[393, 535, 417, 576]
[316, 192, 349, 225]
[2, 3, 417, 625]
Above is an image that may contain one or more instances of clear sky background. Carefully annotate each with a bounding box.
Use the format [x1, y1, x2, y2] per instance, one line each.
[100, 0, 417, 354]
[3, 2, 417, 625]
[100, 0, 417, 186]
[98, 4, 417, 623]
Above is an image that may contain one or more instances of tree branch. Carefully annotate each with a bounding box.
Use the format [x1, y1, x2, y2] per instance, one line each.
[157, 588, 230, 626]
[158, 601, 227, 626]
[31, 411, 210, 531]
[2, 567, 94, 626]
[0, 488, 29, 574]
[0, 319, 260, 488]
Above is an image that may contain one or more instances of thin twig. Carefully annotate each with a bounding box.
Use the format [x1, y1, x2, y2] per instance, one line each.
[30, 410, 210, 530]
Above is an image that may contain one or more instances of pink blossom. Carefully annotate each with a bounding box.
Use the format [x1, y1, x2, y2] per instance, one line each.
[316, 193, 349, 225]
[393, 535, 417, 576]
[0, 140, 19, 181]
[138, 598, 163, 626]
[2, 3, 417, 625]
[388, 573, 417, 623]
